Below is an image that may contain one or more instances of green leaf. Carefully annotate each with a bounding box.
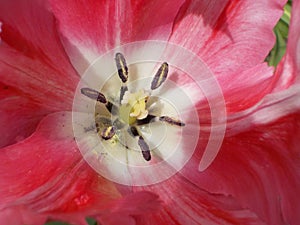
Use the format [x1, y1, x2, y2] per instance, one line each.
[44, 222, 71, 225]
[281, 3, 291, 26]
[86, 217, 98, 225]
[266, 0, 291, 67]
[43, 218, 98, 225]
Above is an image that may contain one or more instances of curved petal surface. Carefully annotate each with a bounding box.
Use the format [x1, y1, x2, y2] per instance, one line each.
[129, 174, 266, 225]
[182, 2, 300, 222]
[182, 112, 300, 225]
[0, 0, 79, 111]
[0, 83, 49, 148]
[0, 206, 47, 225]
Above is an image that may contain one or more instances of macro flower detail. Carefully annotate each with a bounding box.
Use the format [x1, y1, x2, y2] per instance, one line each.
[72, 44, 203, 186]
[0, 0, 300, 225]
[79, 52, 185, 163]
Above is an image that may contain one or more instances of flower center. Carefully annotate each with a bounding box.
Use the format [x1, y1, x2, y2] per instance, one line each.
[72, 41, 226, 186]
[120, 89, 149, 124]
[80, 53, 185, 162]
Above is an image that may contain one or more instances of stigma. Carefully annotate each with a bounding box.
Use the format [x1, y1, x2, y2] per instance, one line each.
[121, 89, 149, 120]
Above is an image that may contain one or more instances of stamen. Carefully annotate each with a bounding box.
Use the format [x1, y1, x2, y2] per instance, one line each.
[81, 88, 118, 114]
[81, 87, 107, 104]
[137, 115, 185, 127]
[105, 102, 115, 114]
[115, 53, 128, 83]
[113, 118, 126, 129]
[95, 116, 111, 126]
[128, 126, 151, 161]
[151, 62, 168, 90]
[120, 85, 128, 103]
[138, 137, 151, 161]
[159, 116, 185, 127]
[80, 53, 185, 164]
[128, 126, 139, 137]
[101, 126, 115, 140]
[95, 116, 112, 132]
[137, 114, 157, 125]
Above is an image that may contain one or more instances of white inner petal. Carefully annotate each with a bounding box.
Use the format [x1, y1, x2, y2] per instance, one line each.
[72, 41, 226, 186]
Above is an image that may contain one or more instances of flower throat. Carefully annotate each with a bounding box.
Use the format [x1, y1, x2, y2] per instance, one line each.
[81, 53, 185, 161]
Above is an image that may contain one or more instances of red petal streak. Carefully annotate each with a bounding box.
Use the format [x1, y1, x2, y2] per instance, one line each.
[218, 63, 275, 112]
[49, 0, 185, 73]
[170, 0, 286, 77]
[0, 0, 79, 111]
[226, 85, 300, 135]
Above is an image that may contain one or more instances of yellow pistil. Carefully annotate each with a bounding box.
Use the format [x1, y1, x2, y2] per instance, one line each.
[120, 89, 149, 124]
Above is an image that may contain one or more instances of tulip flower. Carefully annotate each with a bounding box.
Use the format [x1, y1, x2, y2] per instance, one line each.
[0, 0, 299, 225]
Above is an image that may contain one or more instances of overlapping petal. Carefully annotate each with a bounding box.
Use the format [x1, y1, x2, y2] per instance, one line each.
[169, 0, 286, 76]
[182, 113, 300, 225]
[0, 112, 161, 224]
[180, 1, 300, 224]
[0, 82, 48, 148]
[48, 0, 288, 113]
[168, 0, 287, 112]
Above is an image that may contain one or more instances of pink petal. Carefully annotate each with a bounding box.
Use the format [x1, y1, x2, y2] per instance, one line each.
[48, 0, 185, 72]
[0, 82, 49, 148]
[218, 63, 275, 112]
[169, 0, 286, 77]
[0, 0, 79, 110]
